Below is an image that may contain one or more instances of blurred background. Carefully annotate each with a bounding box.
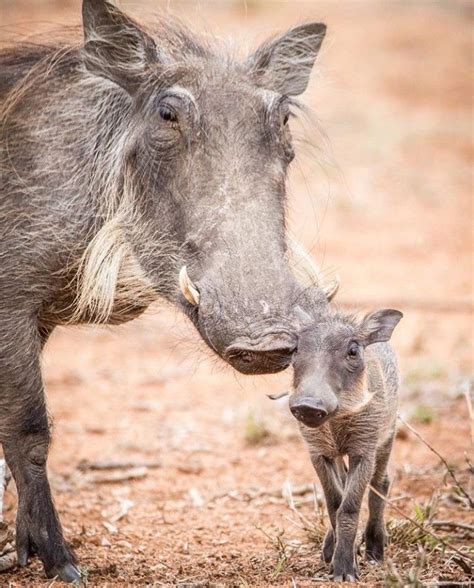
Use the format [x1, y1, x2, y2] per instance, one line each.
[0, 1, 472, 584]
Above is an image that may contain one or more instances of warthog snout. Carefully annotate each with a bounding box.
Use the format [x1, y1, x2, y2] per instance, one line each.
[225, 334, 297, 375]
[289, 395, 337, 428]
[179, 264, 301, 375]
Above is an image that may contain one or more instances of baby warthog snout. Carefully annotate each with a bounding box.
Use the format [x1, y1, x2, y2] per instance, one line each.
[289, 367, 340, 428]
[289, 393, 338, 428]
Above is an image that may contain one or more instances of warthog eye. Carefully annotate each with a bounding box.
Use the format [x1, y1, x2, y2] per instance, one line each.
[159, 104, 177, 123]
[347, 341, 360, 359]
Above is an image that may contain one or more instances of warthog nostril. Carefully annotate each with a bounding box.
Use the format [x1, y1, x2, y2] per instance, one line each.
[289, 399, 329, 428]
[290, 404, 327, 421]
[238, 350, 254, 365]
[311, 408, 327, 420]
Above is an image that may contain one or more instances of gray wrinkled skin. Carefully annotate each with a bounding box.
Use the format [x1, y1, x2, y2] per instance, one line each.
[0, 0, 328, 581]
[291, 308, 402, 582]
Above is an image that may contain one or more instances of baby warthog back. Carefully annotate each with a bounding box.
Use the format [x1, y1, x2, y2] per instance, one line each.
[290, 307, 402, 582]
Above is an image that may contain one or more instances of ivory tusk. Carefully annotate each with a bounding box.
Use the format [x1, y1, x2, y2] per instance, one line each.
[322, 275, 340, 302]
[267, 391, 290, 401]
[179, 266, 200, 306]
[287, 236, 341, 302]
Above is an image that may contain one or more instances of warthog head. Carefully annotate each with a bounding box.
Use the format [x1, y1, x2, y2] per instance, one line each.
[81, 0, 327, 374]
[290, 309, 403, 427]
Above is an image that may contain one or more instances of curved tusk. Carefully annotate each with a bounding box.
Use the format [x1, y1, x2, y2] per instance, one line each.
[179, 266, 200, 306]
[294, 305, 313, 326]
[322, 275, 340, 302]
[287, 236, 341, 302]
[267, 391, 290, 401]
[287, 235, 325, 287]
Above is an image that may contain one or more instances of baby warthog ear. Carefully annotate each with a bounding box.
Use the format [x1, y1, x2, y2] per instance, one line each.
[247, 22, 326, 96]
[82, 0, 158, 94]
[361, 309, 403, 346]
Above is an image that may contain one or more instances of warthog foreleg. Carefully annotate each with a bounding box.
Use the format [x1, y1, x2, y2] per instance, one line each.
[0, 317, 80, 583]
[311, 455, 343, 564]
[364, 435, 393, 562]
[332, 454, 374, 582]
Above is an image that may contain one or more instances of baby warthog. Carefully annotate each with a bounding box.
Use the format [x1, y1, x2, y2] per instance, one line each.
[290, 307, 403, 582]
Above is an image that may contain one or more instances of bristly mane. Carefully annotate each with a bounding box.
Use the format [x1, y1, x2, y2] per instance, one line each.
[0, 18, 216, 324]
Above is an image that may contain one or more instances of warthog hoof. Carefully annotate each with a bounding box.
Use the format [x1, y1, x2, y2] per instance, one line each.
[332, 556, 360, 583]
[321, 528, 335, 563]
[333, 573, 358, 583]
[48, 562, 82, 583]
[16, 507, 81, 583]
[364, 525, 388, 563]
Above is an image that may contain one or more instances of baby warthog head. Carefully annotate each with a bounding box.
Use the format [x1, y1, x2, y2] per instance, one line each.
[80, 0, 327, 375]
[290, 309, 403, 428]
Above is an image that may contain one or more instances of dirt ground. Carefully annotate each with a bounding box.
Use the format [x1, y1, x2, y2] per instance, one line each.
[0, 0, 473, 585]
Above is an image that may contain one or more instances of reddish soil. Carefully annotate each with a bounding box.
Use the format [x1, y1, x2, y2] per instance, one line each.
[1, 1, 472, 585]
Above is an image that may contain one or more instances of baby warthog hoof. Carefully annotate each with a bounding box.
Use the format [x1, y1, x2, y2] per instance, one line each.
[333, 573, 358, 583]
[332, 557, 360, 583]
[321, 529, 335, 563]
[364, 526, 388, 563]
[365, 540, 387, 563]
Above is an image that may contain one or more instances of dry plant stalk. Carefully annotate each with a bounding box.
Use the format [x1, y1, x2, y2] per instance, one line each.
[398, 415, 473, 508]
[369, 484, 473, 573]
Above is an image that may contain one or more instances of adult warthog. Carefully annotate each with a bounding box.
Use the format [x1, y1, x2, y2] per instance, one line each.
[0, 0, 329, 581]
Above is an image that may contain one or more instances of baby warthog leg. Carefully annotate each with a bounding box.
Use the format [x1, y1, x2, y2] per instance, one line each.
[0, 318, 80, 583]
[311, 455, 343, 564]
[365, 435, 394, 562]
[332, 454, 374, 582]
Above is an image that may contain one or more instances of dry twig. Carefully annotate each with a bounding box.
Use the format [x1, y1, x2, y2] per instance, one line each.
[398, 416, 473, 508]
[84, 466, 148, 484]
[210, 483, 321, 504]
[430, 520, 474, 533]
[77, 459, 161, 472]
[369, 484, 473, 573]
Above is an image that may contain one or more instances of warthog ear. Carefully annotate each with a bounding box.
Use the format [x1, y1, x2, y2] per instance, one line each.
[247, 23, 326, 96]
[360, 309, 403, 347]
[82, 0, 158, 94]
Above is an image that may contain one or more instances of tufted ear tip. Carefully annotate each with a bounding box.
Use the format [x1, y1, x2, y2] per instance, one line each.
[81, 0, 157, 94]
[246, 21, 327, 96]
[361, 309, 403, 346]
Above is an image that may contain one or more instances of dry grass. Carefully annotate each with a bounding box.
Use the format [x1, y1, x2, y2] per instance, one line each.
[244, 410, 272, 447]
